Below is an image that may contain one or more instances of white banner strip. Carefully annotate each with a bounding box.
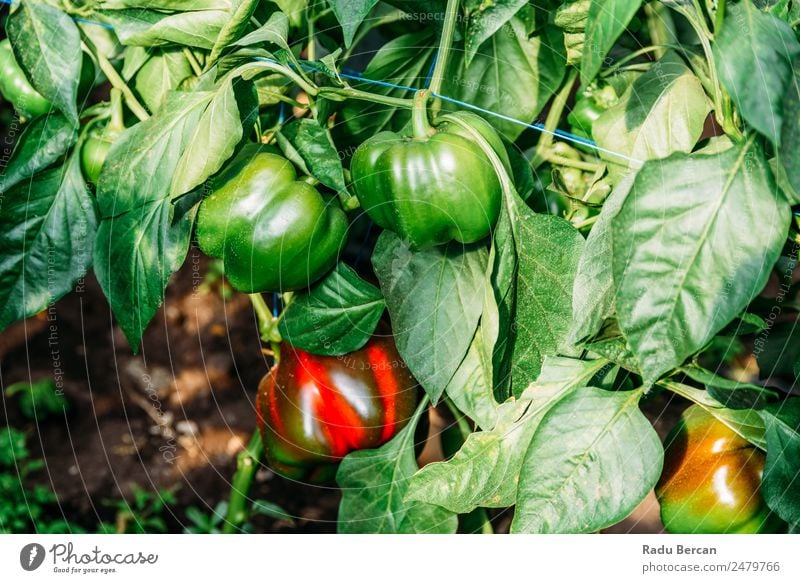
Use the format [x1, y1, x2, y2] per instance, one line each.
[1, 534, 798, 582]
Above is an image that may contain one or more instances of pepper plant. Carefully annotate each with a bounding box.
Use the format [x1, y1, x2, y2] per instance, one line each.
[1, 0, 799, 534]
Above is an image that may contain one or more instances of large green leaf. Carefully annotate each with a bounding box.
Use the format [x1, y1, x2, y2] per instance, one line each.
[511, 212, 584, 394]
[98, 79, 252, 217]
[713, 1, 800, 146]
[99, 0, 232, 9]
[612, 142, 790, 383]
[593, 51, 710, 166]
[133, 49, 193, 113]
[170, 77, 256, 196]
[407, 357, 606, 514]
[372, 232, 487, 403]
[94, 198, 195, 351]
[567, 173, 634, 345]
[780, 56, 800, 194]
[337, 402, 457, 533]
[233, 11, 290, 51]
[463, 0, 529, 64]
[276, 119, 348, 195]
[0, 113, 77, 193]
[444, 20, 565, 140]
[0, 156, 97, 331]
[7, 2, 82, 125]
[278, 263, 385, 356]
[760, 400, 800, 526]
[512, 387, 662, 533]
[207, 0, 260, 64]
[660, 381, 767, 449]
[443, 327, 498, 431]
[329, 0, 380, 47]
[97, 9, 230, 49]
[581, 0, 642, 84]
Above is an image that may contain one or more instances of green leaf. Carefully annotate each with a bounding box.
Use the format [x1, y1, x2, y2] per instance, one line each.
[407, 357, 607, 514]
[512, 212, 584, 395]
[98, 80, 252, 217]
[0, 113, 76, 193]
[208, 0, 260, 64]
[463, 0, 529, 64]
[133, 49, 193, 113]
[7, 2, 82, 125]
[97, 9, 229, 49]
[760, 400, 800, 526]
[443, 327, 498, 431]
[568, 173, 634, 345]
[278, 263, 385, 356]
[779, 56, 800, 195]
[5, 378, 69, 420]
[329, 0, 380, 47]
[612, 142, 790, 383]
[680, 365, 779, 410]
[713, 1, 800, 146]
[93, 198, 195, 351]
[581, 0, 642, 85]
[661, 381, 767, 449]
[170, 77, 257, 197]
[250, 500, 294, 524]
[0, 155, 97, 331]
[593, 51, 711, 166]
[97, 91, 209, 217]
[99, 0, 232, 9]
[512, 387, 662, 533]
[276, 119, 348, 195]
[372, 231, 487, 404]
[444, 20, 565, 140]
[233, 11, 290, 51]
[337, 402, 457, 533]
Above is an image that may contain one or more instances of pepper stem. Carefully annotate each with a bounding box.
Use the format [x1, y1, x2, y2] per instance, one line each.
[411, 90, 434, 140]
[106, 88, 126, 138]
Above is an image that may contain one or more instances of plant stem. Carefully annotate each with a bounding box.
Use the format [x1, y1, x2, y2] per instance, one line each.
[713, 0, 726, 34]
[318, 86, 414, 109]
[542, 152, 604, 172]
[572, 214, 599, 230]
[533, 68, 578, 164]
[222, 431, 264, 534]
[248, 294, 273, 339]
[81, 38, 150, 121]
[411, 90, 434, 139]
[600, 45, 670, 77]
[307, 16, 316, 62]
[107, 88, 126, 134]
[428, 0, 461, 97]
[183, 47, 203, 77]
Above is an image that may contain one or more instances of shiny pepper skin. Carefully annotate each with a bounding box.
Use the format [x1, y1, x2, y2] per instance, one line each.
[350, 90, 506, 249]
[655, 405, 781, 534]
[0, 39, 52, 119]
[256, 337, 419, 482]
[196, 146, 348, 293]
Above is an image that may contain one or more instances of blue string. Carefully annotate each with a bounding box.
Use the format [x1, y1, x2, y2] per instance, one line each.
[73, 17, 115, 30]
[423, 51, 439, 89]
[272, 293, 280, 318]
